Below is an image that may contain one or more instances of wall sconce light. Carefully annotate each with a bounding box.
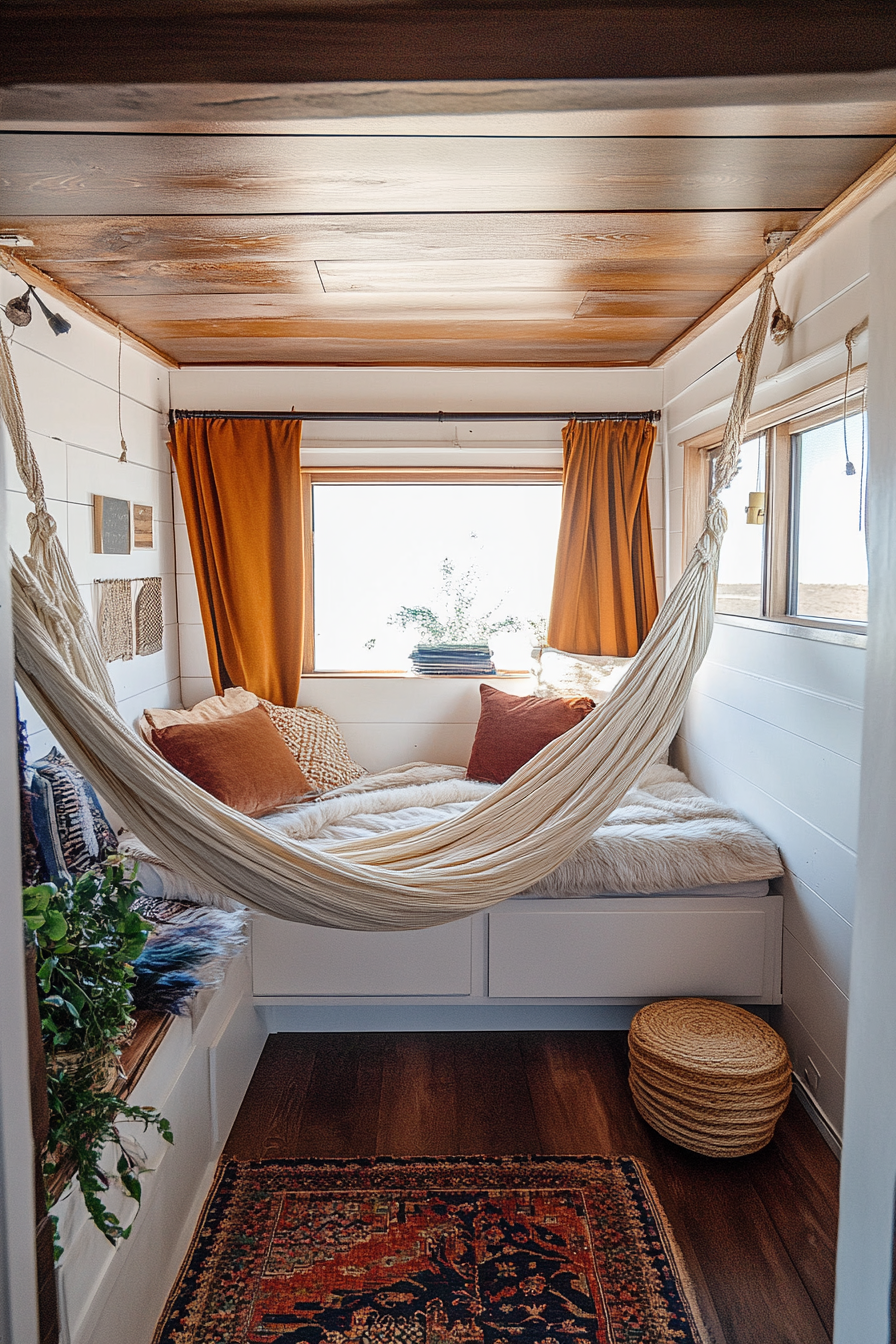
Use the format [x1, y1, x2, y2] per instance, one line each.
[745, 491, 766, 525]
[3, 285, 71, 335]
[4, 288, 32, 326]
[31, 288, 71, 335]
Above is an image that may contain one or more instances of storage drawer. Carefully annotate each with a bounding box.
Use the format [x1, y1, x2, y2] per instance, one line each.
[252, 914, 473, 997]
[487, 902, 770, 999]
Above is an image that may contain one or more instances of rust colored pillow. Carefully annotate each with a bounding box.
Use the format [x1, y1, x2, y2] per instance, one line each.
[152, 705, 313, 817]
[466, 683, 595, 785]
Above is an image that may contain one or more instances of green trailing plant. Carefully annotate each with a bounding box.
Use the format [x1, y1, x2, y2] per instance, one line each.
[23, 859, 173, 1255]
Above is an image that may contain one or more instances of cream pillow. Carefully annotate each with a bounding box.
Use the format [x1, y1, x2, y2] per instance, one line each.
[138, 687, 258, 749]
[259, 700, 365, 793]
[530, 646, 631, 704]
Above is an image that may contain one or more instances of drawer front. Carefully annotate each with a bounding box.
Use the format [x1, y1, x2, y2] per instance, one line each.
[488, 907, 768, 999]
[252, 914, 473, 997]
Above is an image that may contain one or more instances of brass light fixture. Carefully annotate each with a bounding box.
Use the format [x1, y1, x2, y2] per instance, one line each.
[745, 491, 766, 525]
[3, 285, 71, 335]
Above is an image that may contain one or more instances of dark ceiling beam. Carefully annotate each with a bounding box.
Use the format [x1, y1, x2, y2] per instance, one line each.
[3, 4, 896, 84]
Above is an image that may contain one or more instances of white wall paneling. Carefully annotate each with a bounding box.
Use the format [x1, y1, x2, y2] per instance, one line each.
[674, 629, 862, 1134]
[0, 269, 179, 748]
[298, 674, 531, 772]
[170, 365, 663, 418]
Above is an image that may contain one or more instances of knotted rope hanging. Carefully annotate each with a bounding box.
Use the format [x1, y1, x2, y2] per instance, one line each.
[4, 275, 776, 930]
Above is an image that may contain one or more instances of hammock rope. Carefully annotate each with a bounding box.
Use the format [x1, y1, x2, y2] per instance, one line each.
[4, 275, 776, 931]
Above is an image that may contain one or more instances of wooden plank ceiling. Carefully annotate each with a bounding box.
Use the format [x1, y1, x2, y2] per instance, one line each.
[3, 73, 896, 367]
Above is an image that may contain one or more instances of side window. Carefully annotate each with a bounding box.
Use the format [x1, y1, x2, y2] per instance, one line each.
[714, 434, 767, 618]
[788, 410, 868, 623]
[683, 384, 868, 635]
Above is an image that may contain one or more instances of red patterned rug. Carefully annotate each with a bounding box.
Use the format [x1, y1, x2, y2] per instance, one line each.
[153, 1156, 709, 1344]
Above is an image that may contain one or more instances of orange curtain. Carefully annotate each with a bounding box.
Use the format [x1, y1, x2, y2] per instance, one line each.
[169, 417, 304, 706]
[547, 418, 659, 657]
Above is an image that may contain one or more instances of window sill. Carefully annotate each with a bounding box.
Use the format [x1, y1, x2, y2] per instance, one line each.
[713, 612, 867, 649]
[302, 670, 531, 679]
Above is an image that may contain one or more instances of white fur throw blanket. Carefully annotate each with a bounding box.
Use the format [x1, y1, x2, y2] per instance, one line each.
[119, 761, 782, 909]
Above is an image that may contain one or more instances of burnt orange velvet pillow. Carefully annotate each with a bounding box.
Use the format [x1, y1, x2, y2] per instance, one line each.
[152, 705, 313, 817]
[466, 683, 595, 785]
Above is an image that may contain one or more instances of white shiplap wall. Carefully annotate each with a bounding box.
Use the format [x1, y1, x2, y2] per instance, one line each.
[664, 177, 896, 1136]
[1, 271, 178, 754]
[169, 365, 665, 766]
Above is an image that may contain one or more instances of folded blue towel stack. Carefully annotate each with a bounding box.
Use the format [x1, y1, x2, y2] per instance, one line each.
[410, 643, 497, 675]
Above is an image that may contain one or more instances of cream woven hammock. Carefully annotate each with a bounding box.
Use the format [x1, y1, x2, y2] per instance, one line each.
[5, 276, 775, 931]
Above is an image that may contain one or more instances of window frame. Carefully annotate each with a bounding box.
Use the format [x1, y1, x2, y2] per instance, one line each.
[301, 465, 563, 674]
[683, 365, 868, 644]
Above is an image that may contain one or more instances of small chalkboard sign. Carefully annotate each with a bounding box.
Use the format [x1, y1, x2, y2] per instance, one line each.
[133, 503, 154, 549]
[93, 496, 131, 555]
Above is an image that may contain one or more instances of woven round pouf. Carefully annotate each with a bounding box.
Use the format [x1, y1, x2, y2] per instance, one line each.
[628, 998, 792, 1158]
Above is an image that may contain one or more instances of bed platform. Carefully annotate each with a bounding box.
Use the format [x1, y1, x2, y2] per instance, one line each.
[126, 760, 785, 1031]
[252, 884, 783, 1033]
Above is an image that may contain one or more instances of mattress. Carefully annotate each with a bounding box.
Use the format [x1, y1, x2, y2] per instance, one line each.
[509, 879, 770, 900]
[121, 761, 783, 909]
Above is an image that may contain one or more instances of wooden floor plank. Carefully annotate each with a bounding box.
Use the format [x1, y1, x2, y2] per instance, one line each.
[749, 1098, 839, 1333]
[449, 1032, 542, 1155]
[519, 1030, 625, 1152]
[223, 1033, 317, 1160]
[290, 1032, 387, 1157]
[221, 1029, 839, 1343]
[376, 1032, 458, 1156]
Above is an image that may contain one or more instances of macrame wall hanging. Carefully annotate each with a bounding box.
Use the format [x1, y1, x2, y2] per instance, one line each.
[95, 577, 164, 661]
[135, 577, 164, 656]
[96, 579, 133, 662]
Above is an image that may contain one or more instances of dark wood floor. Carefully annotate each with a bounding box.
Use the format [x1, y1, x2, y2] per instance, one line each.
[224, 1030, 840, 1344]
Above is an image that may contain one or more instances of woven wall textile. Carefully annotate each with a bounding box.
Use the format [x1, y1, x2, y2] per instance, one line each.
[2, 275, 776, 930]
[135, 577, 163, 656]
[95, 579, 133, 662]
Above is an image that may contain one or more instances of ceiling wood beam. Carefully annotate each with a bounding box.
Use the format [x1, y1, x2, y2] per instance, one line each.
[4, 4, 896, 84]
[2, 212, 816, 265]
[650, 140, 896, 367]
[3, 134, 890, 216]
[5, 76, 896, 137]
[0, 251, 180, 368]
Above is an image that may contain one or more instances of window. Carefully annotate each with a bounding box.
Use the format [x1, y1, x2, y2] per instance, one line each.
[684, 370, 868, 635]
[714, 434, 767, 618]
[306, 470, 563, 672]
[789, 410, 867, 622]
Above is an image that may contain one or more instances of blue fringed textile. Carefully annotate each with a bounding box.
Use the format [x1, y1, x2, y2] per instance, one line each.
[132, 903, 247, 1016]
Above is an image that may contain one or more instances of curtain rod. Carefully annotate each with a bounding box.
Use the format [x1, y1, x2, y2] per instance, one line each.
[169, 409, 661, 425]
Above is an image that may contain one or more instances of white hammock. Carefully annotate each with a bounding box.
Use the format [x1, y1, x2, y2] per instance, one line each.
[4, 276, 775, 931]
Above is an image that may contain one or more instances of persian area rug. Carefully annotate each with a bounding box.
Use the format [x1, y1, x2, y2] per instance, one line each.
[153, 1156, 709, 1344]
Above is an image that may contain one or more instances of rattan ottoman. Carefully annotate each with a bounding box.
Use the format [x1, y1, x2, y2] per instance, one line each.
[628, 998, 793, 1157]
